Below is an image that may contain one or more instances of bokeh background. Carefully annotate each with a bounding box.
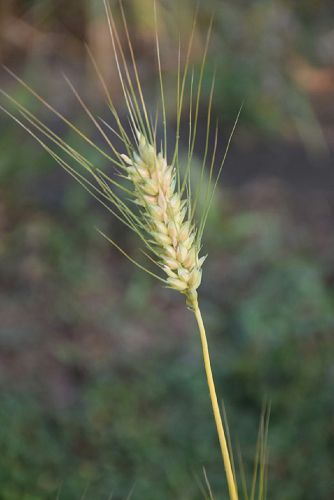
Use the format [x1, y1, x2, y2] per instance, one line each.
[0, 1, 334, 499]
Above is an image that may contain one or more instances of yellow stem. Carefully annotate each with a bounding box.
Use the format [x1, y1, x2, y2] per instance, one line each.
[192, 300, 238, 500]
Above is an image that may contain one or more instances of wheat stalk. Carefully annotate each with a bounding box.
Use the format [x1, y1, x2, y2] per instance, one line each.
[0, 1, 241, 498]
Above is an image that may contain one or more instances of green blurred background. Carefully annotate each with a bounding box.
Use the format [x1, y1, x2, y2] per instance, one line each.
[0, 1, 333, 499]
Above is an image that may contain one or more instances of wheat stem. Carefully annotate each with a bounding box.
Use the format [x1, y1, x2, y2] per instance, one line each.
[192, 300, 239, 500]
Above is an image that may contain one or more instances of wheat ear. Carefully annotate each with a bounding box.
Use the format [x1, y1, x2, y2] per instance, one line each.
[0, 1, 240, 498]
[121, 132, 205, 306]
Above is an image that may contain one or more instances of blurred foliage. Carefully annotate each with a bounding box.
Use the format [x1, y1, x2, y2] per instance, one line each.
[1, 111, 334, 499]
[0, 0, 334, 139]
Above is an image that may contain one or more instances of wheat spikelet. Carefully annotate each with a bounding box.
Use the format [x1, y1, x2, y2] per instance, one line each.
[121, 132, 205, 305]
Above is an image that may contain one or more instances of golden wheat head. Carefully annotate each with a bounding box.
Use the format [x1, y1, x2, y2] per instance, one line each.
[0, 0, 239, 309]
[0, 3, 247, 499]
[121, 131, 205, 303]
